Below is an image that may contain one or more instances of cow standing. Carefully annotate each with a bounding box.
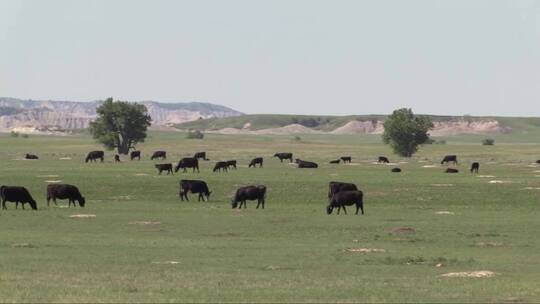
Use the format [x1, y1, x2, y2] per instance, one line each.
[340, 156, 352, 163]
[470, 162, 480, 173]
[114, 154, 121, 162]
[441, 155, 458, 165]
[328, 181, 358, 214]
[231, 185, 266, 209]
[226, 160, 237, 170]
[179, 180, 211, 202]
[47, 184, 85, 207]
[378, 156, 390, 163]
[0, 186, 37, 210]
[194, 152, 209, 161]
[175, 158, 200, 173]
[151, 151, 167, 160]
[155, 163, 173, 175]
[327, 190, 364, 215]
[249, 157, 263, 168]
[130, 150, 141, 160]
[85, 151, 104, 163]
[274, 153, 293, 163]
[213, 161, 229, 172]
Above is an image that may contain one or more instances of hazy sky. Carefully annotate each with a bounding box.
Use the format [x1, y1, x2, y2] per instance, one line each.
[1, 0, 539, 116]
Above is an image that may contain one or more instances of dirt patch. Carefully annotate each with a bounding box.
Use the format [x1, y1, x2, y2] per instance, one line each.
[422, 165, 437, 168]
[441, 270, 496, 278]
[152, 261, 179, 265]
[435, 211, 455, 215]
[111, 195, 131, 200]
[345, 163, 361, 166]
[475, 242, 504, 247]
[134, 173, 149, 176]
[489, 180, 512, 184]
[12, 243, 35, 248]
[59, 157, 72, 160]
[477, 175, 496, 178]
[44, 180, 62, 183]
[69, 214, 96, 219]
[346, 248, 386, 253]
[523, 187, 540, 190]
[389, 227, 416, 234]
[129, 221, 161, 225]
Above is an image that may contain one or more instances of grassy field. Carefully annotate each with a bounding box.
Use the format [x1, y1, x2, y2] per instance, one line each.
[0, 131, 539, 302]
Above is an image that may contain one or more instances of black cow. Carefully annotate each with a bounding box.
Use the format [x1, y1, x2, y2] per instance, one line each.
[378, 156, 390, 163]
[213, 161, 229, 172]
[0, 186, 37, 210]
[470, 162, 480, 173]
[151, 151, 167, 160]
[330, 159, 341, 164]
[179, 180, 211, 202]
[340, 156, 352, 163]
[441, 155, 458, 165]
[231, 185, 266, 209]
[226, 160, 237, 170]
[25, 154, 38, 160]
[175, 158, 200, 173]
[536, 160, 540, 164]
[194, 152, 209, 161]
[274, 153, 293, 163]
[114, 154, 121, 162]
[249, 157, 263, 168]
[391, 168, 402, 173]
[327, 190, 364, 215]
[85, 151, 104, 163]
[47, 184, 85, 207]
[296, 159, 318, 168]
[445, 168, 459, 173]
[328, 181, 358, 199]
[155, 163, 173, 175]
[130, 150, 141, 160]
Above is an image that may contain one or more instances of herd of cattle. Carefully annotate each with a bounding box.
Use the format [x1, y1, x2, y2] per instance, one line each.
[6, 150, 539, 214]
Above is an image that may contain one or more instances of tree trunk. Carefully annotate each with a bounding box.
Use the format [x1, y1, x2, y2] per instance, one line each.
[117, 140, 130, 155]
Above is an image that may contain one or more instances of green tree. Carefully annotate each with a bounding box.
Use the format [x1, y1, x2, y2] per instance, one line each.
[89, 98, 152, 154]
[382, 108, 433, 157]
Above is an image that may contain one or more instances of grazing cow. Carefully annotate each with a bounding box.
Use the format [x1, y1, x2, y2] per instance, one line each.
[249, 157, 263, 168]
[274, 152, 293, 163]
[445, 168, 459, 173]
[155, 163, 173, 175]
[174, 157, 200, 173]
[179, 180, 211, 202]
[391, 168, 402, 173]
[25, 153, 38, 160]
[226, 160, 237, 170]
[378, 156, 390, 163]
[328, 181, 358, 199]
[441, 155, 458, 165]
[327, 190, 364, 215]
[231, 185, 266, 209]
[470, 162, 480, 173]
[213, 161, 229, 172]
[340, 156, 352, 163]
[295, 159, 318, 168]
[151, 151, 167, 160]
[330, 159, 341, 164]
[0, 186, 37, 210]
[85, 151, 104, 163]
[130, 150, 141, 160]
[194, 152, 209, 161]
[114, 154, 121, 162]
[47, 184, 85, 207]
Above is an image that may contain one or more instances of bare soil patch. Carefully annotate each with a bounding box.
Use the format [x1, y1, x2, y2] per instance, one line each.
[389, 227, 416, 234]
[435, 211, 455, 215]
[441, 270, 496, 278]
[69, 214, 96, 219]
[346, 248, 386, 253]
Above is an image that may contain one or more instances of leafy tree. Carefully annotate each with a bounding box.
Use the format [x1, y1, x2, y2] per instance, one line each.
[89, 98, 152, 154]
[382, 108, 433, 157]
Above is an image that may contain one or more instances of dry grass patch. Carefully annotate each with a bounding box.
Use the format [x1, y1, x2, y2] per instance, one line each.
[435, 211, 455, 215]
[69, 214, 96, 219]
[346, 248, 386, 253]
[441, 270, 496, 278]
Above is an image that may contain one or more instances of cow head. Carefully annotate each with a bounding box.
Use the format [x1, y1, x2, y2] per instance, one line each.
[29, 199, 38, 210]
[231, 199, 238, 209]
[79, 197, 86, 207]
[206, 191, 212, 199]
[326, 205, 333, 215]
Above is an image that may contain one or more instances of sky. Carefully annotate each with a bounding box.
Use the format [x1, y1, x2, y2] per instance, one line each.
[1, 0, 539, 116]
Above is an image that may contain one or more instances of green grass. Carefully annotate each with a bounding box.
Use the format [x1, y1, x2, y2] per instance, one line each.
[1, 131, 540, 302]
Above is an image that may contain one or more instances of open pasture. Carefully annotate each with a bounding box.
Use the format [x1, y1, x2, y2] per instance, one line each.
[1, 132, 539, 302]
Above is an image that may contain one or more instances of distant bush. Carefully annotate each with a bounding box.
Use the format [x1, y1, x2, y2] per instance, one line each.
[21, 134, 29, 138]
[482, 138, 495, 146]
[186, 130, 204, 139]
[10, 131, 19, 137]
[424, 138, 435, 144]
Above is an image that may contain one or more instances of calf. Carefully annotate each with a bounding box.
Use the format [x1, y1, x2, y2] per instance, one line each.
[47, 184, 85, 207]
[155, 163, 173, 175]
[296, 159, 318, 168]
[175, 157, 200, 173]
[213, 161, 229, 172]
[231, 185, 266, 209]
[329, 159, 341, 164]
[441, 155, 458, 165]
[445, 168, 459, 173]
[470, 162, 480, 173]
[327, 190, 364, 215]
[114, 154, 121, 162]
[340, 156, 352, 163]
[194, 152, 209, 161]
[179, 180, 212, 202]
[249, 157, 263, 168]
[391, 167, 402, 173]
[0, 186, 37, 210]
[151, 151, 167, 160]
[274, 152, 293, 163]
[378, 156, 390, 163]
[226, 160, 237, 170]
[25, 153, 38, 160]
[85, 151, 104, 163]
[130, 150, 141, 160]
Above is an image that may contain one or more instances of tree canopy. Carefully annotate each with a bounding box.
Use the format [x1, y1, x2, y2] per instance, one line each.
[89, 98, 152, 154]
[382, 108, 433, 157]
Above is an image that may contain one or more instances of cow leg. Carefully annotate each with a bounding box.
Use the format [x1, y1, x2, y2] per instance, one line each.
[1, 199, 6, 210]
[179, 191, 184, 201]
[20, 202, 24, 210]
[342, 206, 347, 215]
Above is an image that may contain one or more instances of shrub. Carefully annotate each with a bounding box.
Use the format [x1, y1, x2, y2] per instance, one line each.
[186, 130, 204, 139]
[10, 131, 19, 137]
[21, 134, 29, 138]
[482, 138, 495, 146]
